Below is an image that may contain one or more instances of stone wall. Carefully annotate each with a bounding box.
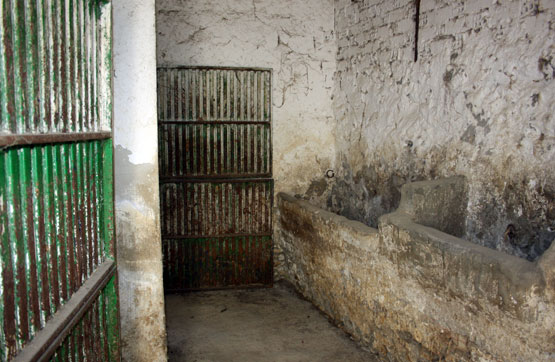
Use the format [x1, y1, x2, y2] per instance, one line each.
[277, 190, 555, 361]
[331, 0, 555, 260]
[113, 1, 167, 360]
[156, 0, 337, 201]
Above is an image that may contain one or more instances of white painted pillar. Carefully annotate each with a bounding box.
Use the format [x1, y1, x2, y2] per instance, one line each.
[113, 0, 167, 361]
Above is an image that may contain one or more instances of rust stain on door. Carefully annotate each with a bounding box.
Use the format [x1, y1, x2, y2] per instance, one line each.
[157, 66, 273, 292]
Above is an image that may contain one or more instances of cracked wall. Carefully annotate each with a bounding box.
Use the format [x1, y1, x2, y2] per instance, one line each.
[114, 1, 167, 361]
[332, 0, 555, 261]
[156, 0, 337, 201]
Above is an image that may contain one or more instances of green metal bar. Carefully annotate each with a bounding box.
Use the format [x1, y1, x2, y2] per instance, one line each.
[35, 0, 46, 133]
[6, 149, 24, 352]
[77, 141, 86, 279]
[97, 138, 106, 261]
[87, 0, 94, 132]
[102, 139, 114, 259]
[12, 0, 27, 133]
[65, 143, 80, 293]
[24, 0, 38, 132]
[70, 0, 77, 132]
[44, 0, 55, 132]
[75, 142, 84, 283]
[82, 141, 91, 275]
[54, 144, 69, 302]
[83, 0, 90, 130]
[84, 141, 92, 275]
[29, 147, 44, 332]
[45, 144, 61, 309]
[0, 150, 8, 360]
[57, 0, 66, 132]
[1, 0, 16, 133]
[0, 131, 112, 148]
[56, 0, 65, 133]
[77, 315, 83, 361]
[69, 142, 81, 288]
[99, 282, 108, 360]
[99, 0, 112, 131]
[61, 143, 76, 294]
[61, 0, 70, 133]
[93, 140, 101, 264]
[0, 0, 9, 132]
[79, 0, 86, 131]
[18, 148, 33, 343]
[50, 0, 59, 131]
[105, 276, 119, 359]
[42, 145, 58, 313]
[93, 1, 99, 132]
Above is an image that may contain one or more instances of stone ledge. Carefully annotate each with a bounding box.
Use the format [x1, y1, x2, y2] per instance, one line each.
[276, 188, 555, 361]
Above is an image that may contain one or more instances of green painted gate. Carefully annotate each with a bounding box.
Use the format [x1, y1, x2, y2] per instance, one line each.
[0, 1, 119, 360]
[157, 66, 273, 292]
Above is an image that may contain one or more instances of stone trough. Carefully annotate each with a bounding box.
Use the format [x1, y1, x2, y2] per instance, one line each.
[276, 177, 555, 361]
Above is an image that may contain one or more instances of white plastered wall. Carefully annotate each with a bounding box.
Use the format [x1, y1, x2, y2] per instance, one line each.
[332, 0, 555, 254]
[156, 0, 337, 199]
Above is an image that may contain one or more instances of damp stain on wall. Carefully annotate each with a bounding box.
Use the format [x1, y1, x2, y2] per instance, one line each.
[328, 0, 555, 261]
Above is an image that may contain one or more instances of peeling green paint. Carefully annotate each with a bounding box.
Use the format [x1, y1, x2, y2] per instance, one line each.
[0, 0, 118, 359]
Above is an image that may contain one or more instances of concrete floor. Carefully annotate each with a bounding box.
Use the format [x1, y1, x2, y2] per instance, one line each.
[165, 283, 379, 362]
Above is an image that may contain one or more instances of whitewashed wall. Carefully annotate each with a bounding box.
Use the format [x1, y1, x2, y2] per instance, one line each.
[156, 0, 337, 200]
[332, 0, 555, 259]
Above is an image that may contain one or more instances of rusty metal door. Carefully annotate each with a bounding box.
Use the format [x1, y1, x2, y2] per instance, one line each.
[157, 66, 273, 292]
[0, 1, 119, 361]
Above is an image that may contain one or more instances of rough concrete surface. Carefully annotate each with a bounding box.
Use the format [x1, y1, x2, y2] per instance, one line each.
[276, 191, 555, 361]
[331, 0, 555, 261]
[165, 284, 378, 362]
[397, 176, 468, 237]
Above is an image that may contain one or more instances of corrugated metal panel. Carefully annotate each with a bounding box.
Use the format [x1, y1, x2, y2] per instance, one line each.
[160, 180, 272, 237]
[158, 122, 271, 178]
[0, 1, 118, 360]
[163, 236, 272, 291]
[158, 67, 273, 291]
[157, 67, 272, 179]
[0, 141, 114, 358]
[0, 0, 110, 135]
[157, 68, 271, 123]
[48, 276, 118, 362]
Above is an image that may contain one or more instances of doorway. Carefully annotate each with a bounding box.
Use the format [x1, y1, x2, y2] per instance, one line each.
[157, 66, 273, 291]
